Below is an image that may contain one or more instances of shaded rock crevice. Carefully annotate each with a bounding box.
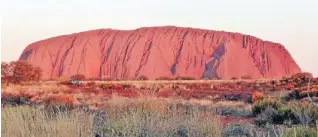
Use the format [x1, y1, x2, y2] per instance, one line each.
[135, 31, 155, 77]
[59, 35, 77, 76]
[170, 31, 190, 75]
[202, 43, 227, 79]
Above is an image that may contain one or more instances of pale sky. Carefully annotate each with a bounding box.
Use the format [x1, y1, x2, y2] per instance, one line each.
[1, 0, 318, 76]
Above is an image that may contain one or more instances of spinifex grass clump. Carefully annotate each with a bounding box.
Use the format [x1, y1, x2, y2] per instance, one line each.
[94, 97, 223, 137]
[1, 106, 94, 137]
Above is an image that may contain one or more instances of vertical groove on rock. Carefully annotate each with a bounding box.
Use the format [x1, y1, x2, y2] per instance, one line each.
[152, 38, 171, 70]
[123, 34, 142, 77]
[49, 36, 74, 78]
[168, 28, 179, 58]
[99, 31, 119, 78]
[120, 31, 138, 77]
[68, 47, 76, 75]
[194, 56, 197, 67]
[40, 45, 48, 65]
[170, 31, 189, 74]
[125, 36, 142, 66]
[77, 40, 89, 74]
[99, 31, 112, 52]
[135, 31, 155, 77]
[82, 41, 90, 73]
[59, 35, 77, 76]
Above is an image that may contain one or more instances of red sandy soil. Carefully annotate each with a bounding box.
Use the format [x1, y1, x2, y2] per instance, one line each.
[2, 73, 317, 108]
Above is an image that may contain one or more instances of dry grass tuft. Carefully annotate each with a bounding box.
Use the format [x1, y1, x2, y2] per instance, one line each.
[1, 106, 93, 137]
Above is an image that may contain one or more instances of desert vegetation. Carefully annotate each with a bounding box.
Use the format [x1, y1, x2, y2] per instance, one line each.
[1, 61, 318, 137]
[1, 61, 42, 85]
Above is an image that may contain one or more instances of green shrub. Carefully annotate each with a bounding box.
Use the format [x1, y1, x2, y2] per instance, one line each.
[252, 98, 282, 115]
[222, 123, 252, 137]
[254, 107, 280, 126]
[282, 127, 317, 137]
[253, 99, 318, 126]
[288, 101, 318, 124]
[218, 107, 253, 117]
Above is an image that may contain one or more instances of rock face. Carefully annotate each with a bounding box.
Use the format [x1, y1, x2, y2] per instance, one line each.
[19, 26, 301, 80]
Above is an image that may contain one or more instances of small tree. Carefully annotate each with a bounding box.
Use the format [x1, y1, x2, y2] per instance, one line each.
[1, 62, 14, 85]
[31, 67, 43, 82]
[1, 61, 43, 84]
[11, 61, 34, 83]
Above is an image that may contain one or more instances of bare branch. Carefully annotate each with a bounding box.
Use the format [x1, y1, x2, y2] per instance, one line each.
[306, 78, 318, 107]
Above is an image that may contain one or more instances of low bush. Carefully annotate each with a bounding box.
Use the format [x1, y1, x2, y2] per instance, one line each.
[282, 126, 317, 137]
[155, 76, 174, 80]
[218, 107, 253, 117]
[58, 77, 72, 85]
[252, 91, 264, 103]
[70, 74, 86, 81]
[100, 77, 115, 81]
[136, 75, 149, 80]
[100, 84, 114, 89]
[222, 123, 252, 137]
[277, 105, 293, 121]
[1, 96, 30, 106]
[231, 77, 238, 80]
[287, 101, 318, 124]
[121, 84, 132, 89]
[241, 75, 252, 80]
[222, 94, 242, 101]
[175, 76, 196, 80]
[86, 81, 96, 87]
[252, 98, 282, 115]
[253, 97, 318, 126]
[254, 107, 281, 126]
[201, 78, 210, 80]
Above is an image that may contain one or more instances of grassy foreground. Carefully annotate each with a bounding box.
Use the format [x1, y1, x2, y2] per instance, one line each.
[2, 97, 224, 137]
[2, 96, 318, 137]
[2, 106, 93, 137]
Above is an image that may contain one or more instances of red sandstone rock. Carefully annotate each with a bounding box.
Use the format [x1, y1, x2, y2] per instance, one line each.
[19, 26, 301, 80]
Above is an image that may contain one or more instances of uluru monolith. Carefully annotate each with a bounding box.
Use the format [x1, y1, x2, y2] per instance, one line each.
[19, 26, 301, 80]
